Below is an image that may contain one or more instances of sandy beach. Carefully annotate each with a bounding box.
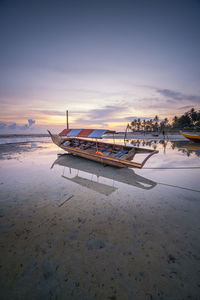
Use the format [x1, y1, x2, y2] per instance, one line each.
[0, 138, 200, 299]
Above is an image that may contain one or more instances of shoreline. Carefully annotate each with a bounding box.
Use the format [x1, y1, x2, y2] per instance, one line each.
[105, 132, 188, 141]
[1, 131, 199, 144]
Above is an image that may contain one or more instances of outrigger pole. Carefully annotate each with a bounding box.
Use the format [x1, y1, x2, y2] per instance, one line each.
[124, 123, 129, 141]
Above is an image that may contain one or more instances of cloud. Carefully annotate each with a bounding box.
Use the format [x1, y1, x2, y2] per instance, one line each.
[74, 104, 157, 129]
[73, 105, 130, 128]
[0, 122, 7, 129]
[8, 123, 17, 129]
[73, 118, 108, 127]
[0, 119, 36, 131]
[179, 105, 193, 110]
[34, 110, 65, 116]
[157, 88, 200, 103]
[28, 119, 35, 127]
[87, 105, 125, 120]
[21, 124, 29, 130]
[157, 89, 182, 100]
[136, 99, 169, 110]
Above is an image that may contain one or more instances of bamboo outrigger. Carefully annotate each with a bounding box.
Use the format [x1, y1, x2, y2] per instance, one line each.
[48, 128, 158, 168]
[180, 131, 200, 143]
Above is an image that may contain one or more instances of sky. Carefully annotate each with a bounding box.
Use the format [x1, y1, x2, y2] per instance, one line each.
[0, 0, 200, 133]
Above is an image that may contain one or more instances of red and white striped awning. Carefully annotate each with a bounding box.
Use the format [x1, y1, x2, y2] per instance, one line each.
[59, 129, 115, 138]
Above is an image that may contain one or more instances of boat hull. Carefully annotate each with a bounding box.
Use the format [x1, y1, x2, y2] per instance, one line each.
[180, 131, 200, 143]
[48, 131, 158, 168]
[59, 145, 137, 168]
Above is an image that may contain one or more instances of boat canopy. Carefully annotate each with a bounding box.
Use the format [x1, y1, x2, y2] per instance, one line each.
[59, 128, 115, 139]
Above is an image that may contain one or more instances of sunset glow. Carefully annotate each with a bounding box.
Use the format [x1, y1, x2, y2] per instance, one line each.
[0, 0, 200, 133]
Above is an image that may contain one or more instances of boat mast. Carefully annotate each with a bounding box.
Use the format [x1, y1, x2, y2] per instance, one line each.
[66, 110, 69, 129]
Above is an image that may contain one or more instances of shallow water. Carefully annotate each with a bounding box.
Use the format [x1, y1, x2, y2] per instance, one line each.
[0, 140, 200, 299]
[0, 135, 50, 145]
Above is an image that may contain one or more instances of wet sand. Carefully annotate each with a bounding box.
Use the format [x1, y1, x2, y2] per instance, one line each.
[0, 140, 200, 299]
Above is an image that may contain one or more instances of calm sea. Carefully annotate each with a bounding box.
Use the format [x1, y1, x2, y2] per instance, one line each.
[0, 134, 50, 145]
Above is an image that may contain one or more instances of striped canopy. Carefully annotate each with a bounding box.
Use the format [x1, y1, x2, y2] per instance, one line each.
[59, 129, 115, 138]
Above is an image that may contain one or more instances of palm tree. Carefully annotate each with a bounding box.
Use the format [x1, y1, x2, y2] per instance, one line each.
[137, 118, 141, 131]
[131, 119, 137, 131]
[149, 119, 153, 131]
[164, 118, 168, 126]
[154, 115, 159, 122]
[143, 119, 146, 132]
[153, 115, 159, 131]
[189, 108, 197, 126]
[172, 116, 179, 128]
[145, 120, 150, 132]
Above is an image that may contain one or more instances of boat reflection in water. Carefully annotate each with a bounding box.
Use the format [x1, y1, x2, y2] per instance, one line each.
[178, 142, 200, 151]
[51, 154, 157, 195]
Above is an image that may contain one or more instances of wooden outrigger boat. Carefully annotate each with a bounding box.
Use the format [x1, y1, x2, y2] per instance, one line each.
[180, 131, 200, 143]
[48, 128, 158, 168]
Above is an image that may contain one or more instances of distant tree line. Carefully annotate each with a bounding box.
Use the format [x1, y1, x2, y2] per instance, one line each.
[128, 108, 200, 132]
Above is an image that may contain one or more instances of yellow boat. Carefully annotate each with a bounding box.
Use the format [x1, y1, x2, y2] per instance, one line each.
[180, 131, 200, 143]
